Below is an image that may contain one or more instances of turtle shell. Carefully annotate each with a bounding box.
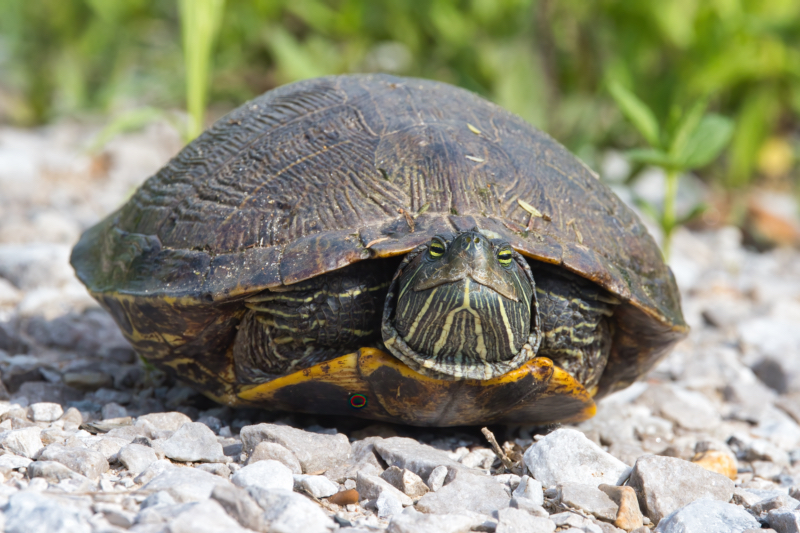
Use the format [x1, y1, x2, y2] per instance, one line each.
[71, 74, 687, 421]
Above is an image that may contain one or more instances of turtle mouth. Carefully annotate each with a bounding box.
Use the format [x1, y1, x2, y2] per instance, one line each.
[381, 235, 541, 380]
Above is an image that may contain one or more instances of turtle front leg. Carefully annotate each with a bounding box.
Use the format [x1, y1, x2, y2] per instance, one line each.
[230, 262, 393, 383]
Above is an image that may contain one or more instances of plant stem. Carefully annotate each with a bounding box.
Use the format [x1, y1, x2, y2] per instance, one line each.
[661, 168, 679, 259]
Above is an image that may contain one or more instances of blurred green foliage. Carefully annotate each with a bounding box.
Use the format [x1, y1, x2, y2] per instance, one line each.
[0, 0, 798, 189]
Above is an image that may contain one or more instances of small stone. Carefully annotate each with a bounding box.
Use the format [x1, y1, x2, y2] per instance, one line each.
[101, 402, 127, 420]
[654, 500, 760, 532]
[118, 443, 158, 474]
[381, 466, 430, 500]
[136, 411, 193, 432]
[375, 437, 465, 480]
[356, 471, 413, 506]
[636, 384, 720, 431]
[241, 423, 351, 474]
[141, 465, 233, 502]
[232, 460, 294, 491]
[629, 455, 736, 524]
[93, 502, 135, 528]
[691, 450, 738, 480]
[558, 482, 619, 521]
[768, 508, 800, 533]
[510, 496, 549, 517]
[524, 428, 631, 488]
[752, 494, 800, 516]
[427, 465, 448, 491]
[550, 511, 603, 532]
[166, 499, 253, 533]
[495, 507, 556, 533]
[84, 435, 129, 461]
[27, 460, 89, 483]
[59, 407, 82, 430]
[247, 486, 336, 533]
[513, 475, 544, 506]
[247, 441, 302, 474]
[599, 484, 644, 532]
[295, 474, 339, 498]
[330, 488, 360, 505]
[377, 490, 404, 518]
[0, 453, 31, 470]
[0, 426, 43, 458]
[161, 422, 227, 463]
[195, 462, 232, 478]
[4, 491, 92, 533]
[29, 402, 63, 422]
[387, 512, 477, 533]
[140, 490, 177, 509]
[37, 443, 109, 479]
[415, 469, 510, 515]
[211, 483, 268, 532]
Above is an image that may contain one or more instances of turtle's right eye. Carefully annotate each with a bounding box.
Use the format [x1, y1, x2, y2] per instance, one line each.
[428, 239, 446, 258]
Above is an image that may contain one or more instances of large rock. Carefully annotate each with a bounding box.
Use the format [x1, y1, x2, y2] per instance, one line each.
[240, 423, 350, 474]
[211, 484, 268, 532]
[374, 437, 466, 480]
[141, 466, 233, 502]
[629, 455, 735, 524]
[523, 429, 630, 488]
[232, 460, 294, 491]
[4, 491, 93, 533]
[37, 443, 109, 479]
[654, 500, 760, 532]
[247, 487, 336, 533]
[160, 422, 228, 463]
[415, 469, 510, 515]
[247, 441, 302, 474]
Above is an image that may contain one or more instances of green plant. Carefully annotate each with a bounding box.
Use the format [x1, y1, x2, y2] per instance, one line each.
[608, 81, 734, 258]
[178, 0, 226, 140]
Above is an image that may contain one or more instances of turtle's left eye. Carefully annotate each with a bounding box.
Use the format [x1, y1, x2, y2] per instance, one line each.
[497, 248, 513, 266]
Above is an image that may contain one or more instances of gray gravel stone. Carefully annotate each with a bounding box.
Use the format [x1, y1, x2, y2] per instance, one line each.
[247, 487, 336, 533]
[294, 473, 339, 498]
[375, 437, 464, 480]
[427, 465, 448, 491]
[0, 426, 43, 457]
[0, 453, 31, 470]
[381, 466, 430, 500]
[233, 459, 294, 491]
[768, 508, 800, 533]
[524, 429, 631, 488]
[387, 512, 477, 533]
[629, 454, 736, 523]
[194, 462, 232, 478]
[211, 483, 267, 532]
[324, 436, 386, 482]
[247, 441, 302, 473]
[637, 383, 721, 430]
[495, 507, 556, 533]
[27, 460, 89, 483]
[38, 443, 109, 478]
[510, 496, 549, 516]
[83, 435, 129, 461]
[141, 465, 233, 502]
[654, 499, 760, 532]
[29, 402, 63, 422]
[549, 511, 604, 532]
[513, 475, 544, 506]
[241, 423, 350, 475]
[118, 443, 158, 474]
[415, 469, 510, 515]
[165, 499, 254, 533]
[160, 422, 227, 463]
[357, 471, 413, 506]
[377, 490, 404, 518]
[136, 411, 192, 432]
[4, 492, 93, 533]
[557, 482, 619, 521]
[752, 494, 800, 516]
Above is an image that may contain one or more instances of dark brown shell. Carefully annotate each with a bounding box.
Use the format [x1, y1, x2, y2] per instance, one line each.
[72, 74, 687, 400]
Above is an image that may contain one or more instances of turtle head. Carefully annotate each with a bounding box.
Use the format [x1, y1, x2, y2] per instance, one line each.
[381, 229, 541, 380]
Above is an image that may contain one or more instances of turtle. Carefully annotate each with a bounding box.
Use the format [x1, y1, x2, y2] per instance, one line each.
[71, 74, 688, 427]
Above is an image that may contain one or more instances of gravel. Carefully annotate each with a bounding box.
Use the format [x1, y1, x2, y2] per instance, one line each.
[2, 122, 800, 531]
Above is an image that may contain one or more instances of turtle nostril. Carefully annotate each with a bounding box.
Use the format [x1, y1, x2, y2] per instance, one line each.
[474, 237, 480, 244]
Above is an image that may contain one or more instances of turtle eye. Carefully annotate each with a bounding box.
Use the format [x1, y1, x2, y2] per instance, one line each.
[497, 248, 513, 266]
[428, 239, 446, 258]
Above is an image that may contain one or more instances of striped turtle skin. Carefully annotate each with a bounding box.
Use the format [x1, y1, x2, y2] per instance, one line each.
[71, 74, 688, 426]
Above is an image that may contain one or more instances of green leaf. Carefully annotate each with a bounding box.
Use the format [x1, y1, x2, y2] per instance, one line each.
[678, 114, 734, 169]
[625, 148, 676, 168]
[668, 99, 708, 160]
[608, 81, 661, 148]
